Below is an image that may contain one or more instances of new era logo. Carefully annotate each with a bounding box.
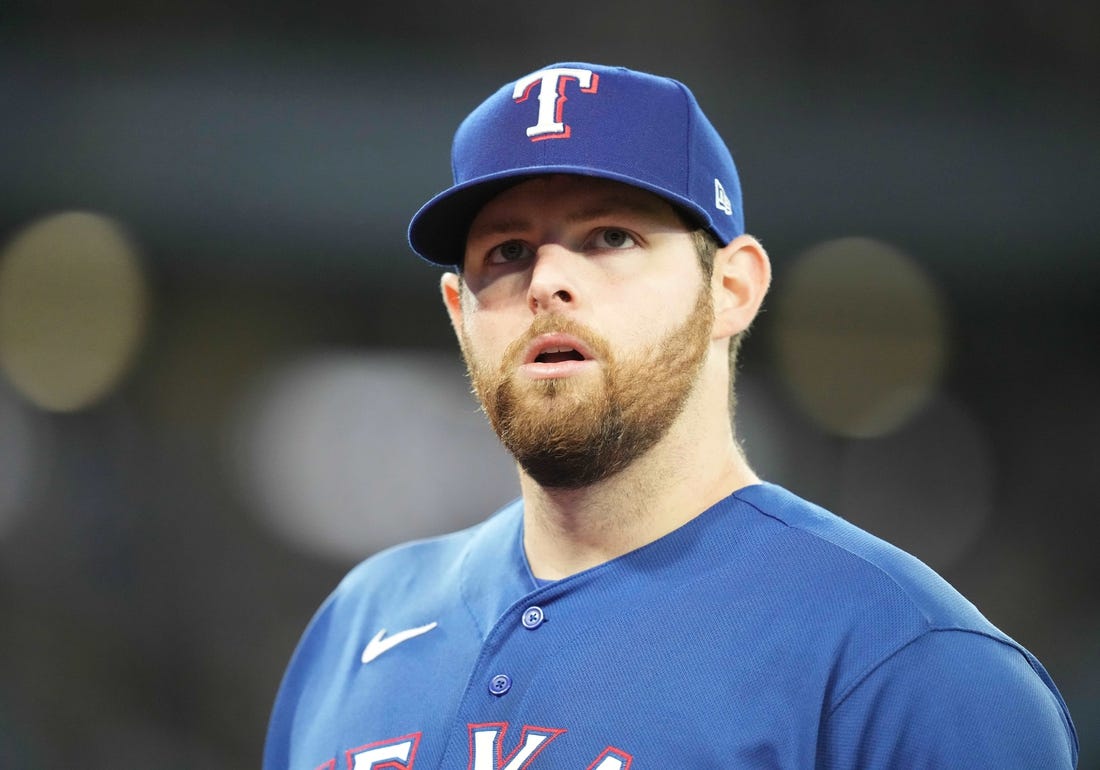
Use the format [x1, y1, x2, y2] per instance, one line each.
[714, 178, 733, 216]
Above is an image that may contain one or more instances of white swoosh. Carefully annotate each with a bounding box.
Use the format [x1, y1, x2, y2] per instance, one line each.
[361, 621, 438, 664]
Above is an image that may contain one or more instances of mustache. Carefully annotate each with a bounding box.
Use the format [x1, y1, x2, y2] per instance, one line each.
[501, 314, 613, 370]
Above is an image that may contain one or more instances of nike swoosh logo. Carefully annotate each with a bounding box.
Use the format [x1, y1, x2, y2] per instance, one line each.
[361, 622, 438, 664]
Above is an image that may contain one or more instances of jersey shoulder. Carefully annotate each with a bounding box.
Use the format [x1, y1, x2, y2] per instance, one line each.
[732, 483, 992, 632]
[727, 483, 1078, 764]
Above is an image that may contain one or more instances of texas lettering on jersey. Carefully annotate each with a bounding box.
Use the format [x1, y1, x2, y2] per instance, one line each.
[313, 723, 633, 770]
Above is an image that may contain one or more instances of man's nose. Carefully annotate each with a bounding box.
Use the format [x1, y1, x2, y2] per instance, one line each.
[526, 245, 579, 314]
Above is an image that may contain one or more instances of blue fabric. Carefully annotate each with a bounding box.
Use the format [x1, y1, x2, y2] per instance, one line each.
[407, 62, 744, 266]
[264, 483, 1078, 769]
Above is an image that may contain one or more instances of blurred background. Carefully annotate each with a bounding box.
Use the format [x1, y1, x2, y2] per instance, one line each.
[0, 1, 1097, 766]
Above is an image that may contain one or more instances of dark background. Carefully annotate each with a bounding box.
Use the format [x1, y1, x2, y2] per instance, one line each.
[0, 2, 1096, 767]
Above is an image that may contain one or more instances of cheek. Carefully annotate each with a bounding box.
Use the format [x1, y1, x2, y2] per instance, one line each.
[460, 309, 521, 365]
[462, 270, 530, 310]
[613, 284, 699, 346]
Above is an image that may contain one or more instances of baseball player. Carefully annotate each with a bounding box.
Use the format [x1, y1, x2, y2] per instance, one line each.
[264, 63, 1078, 768]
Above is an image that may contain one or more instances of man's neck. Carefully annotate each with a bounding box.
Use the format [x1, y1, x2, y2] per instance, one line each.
[519, 406, 759, 580]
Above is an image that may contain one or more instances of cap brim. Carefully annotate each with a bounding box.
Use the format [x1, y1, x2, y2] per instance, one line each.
[408, 166, 712, 268]
[408, 172, 535, 267]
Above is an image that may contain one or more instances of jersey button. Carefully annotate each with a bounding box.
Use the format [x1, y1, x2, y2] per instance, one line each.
[521, 606, 545, 629]
[489, 674, 512, 696]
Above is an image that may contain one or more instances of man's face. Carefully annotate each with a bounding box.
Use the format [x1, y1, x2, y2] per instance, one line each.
[449, 175, 715, 489]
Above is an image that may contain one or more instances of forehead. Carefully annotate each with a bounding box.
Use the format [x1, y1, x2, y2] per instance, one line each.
[467, 174, 686, 239]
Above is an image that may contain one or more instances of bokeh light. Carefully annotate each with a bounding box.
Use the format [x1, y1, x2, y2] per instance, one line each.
[735, 372, 839, 504]
[771, 236, 949, 439]
[0, 212, 150, 412]
[0, 380, 47, 540]
[837, 394, 995, 571]
[229, 350, 518, 563]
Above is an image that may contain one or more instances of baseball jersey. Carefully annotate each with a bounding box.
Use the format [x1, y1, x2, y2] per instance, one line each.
[264, 482, 1079, 769]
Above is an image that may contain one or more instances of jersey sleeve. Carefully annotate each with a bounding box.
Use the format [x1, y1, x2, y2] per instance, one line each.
[819, 629, 1078, 769]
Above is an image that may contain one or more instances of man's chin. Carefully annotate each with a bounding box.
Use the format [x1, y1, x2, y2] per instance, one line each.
[489, 378, 609, 441]
[507, 375, 605, 408]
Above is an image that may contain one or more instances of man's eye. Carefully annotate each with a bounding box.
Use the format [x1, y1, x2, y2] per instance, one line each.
[488, 240, 533, 264]
[591, 228, 637, 250]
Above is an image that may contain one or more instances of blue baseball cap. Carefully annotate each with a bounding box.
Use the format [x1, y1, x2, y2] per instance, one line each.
[408, 62, 744, 267]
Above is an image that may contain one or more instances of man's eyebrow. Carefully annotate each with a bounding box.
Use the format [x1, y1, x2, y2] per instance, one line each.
[467, 217, 531, 240]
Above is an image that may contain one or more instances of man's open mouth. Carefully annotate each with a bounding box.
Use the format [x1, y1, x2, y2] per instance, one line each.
[523, 333, 595, 367]
[535, 346, 586, 364]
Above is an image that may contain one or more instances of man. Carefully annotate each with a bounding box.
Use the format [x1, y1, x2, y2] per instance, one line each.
[264, 63, 1078, 768]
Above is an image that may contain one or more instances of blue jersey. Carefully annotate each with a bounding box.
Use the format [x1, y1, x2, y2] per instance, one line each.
[264, 483, 1078, 769]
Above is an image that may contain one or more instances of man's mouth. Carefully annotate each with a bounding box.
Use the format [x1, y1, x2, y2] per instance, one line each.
[524, 333, 594, 365]
[535, 346, 586, 364]
[520, 333, 597, 379]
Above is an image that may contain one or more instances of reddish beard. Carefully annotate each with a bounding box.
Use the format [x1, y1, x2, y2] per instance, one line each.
[462, 287, 714, 489]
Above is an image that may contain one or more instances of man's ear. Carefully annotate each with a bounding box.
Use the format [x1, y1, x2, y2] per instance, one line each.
[711, 234, 771, 340]
[441, 272, 464, 337]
